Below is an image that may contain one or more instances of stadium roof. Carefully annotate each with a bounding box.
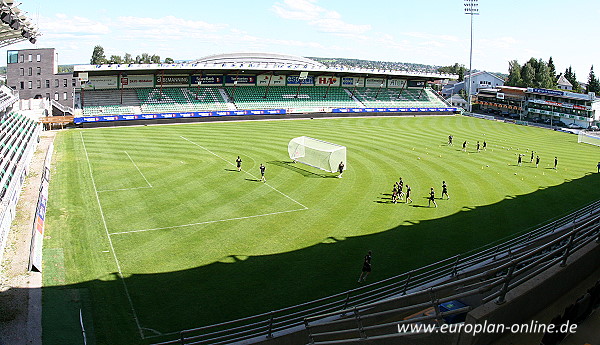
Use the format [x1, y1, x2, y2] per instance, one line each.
[190, 52, 326, 69]
[0, 0, 40, 48]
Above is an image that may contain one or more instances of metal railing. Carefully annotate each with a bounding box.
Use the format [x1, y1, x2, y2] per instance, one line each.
[150, 200, 600, 345]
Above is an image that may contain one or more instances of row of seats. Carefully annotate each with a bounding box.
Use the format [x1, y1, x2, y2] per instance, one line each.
[0, 112, 39, 200]
[226, 86, 361, 110]
[80, 87, 451, 116]
[353, 88, 448, 108]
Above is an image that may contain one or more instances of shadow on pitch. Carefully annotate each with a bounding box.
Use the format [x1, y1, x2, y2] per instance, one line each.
[245, 178, 262, 182]
[268, 160, 337, 178]
[224, 168, 238, 172]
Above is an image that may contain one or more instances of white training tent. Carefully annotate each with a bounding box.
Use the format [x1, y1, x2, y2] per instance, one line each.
[288, 136, 346, 173]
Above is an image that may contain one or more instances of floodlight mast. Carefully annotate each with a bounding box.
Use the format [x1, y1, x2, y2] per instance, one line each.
[464, 0, 479, 113]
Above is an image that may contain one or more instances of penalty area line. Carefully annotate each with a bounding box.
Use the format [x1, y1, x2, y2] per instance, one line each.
[109, 208, 308, 236]
[179, 135, 308, 210]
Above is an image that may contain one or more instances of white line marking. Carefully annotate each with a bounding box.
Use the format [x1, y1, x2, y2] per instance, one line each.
[97, 186, 153, 193]
[80, 132, 146, 339]
[124, 151, 152, 188]
[180, 135, 308, 210]
[110, 208, 307, 236]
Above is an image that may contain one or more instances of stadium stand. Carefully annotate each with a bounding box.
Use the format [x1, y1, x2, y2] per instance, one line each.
[0, 112, 38, 199]
[226, 86, 362, 110]
[136, 87, 229, 113]
[353, 88, 448, 108]
[82, 89, 141, 116]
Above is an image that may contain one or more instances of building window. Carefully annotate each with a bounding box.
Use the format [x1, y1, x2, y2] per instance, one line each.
[63, 92, 67, 100]
[45, 93, 50, 99]
[37, 67, 41, 75]
[72, 79, 76, 87]
[63, 79, 67, 87]
[36, 54, 41, 62]
[55, 79, 59, 87]
[19, 54, 24, 63]
[20, 81, 24, 89]
[28, 67, 32, 76]
[19, 68, 24, 76]
[36, 80, 41, 88]
[54, 93, 59, 101]
[28, 54, 32, 62]
[7, 51, 18, 64]
[28, 81, 32, 89]
[45, 80, 50, 88]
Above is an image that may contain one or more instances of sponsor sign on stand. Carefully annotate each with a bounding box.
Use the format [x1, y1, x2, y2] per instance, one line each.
[84, 76, 118, 89]
[225, 75, 256, 86]
[257, 74, 286, 86]
[315, 76, 340, 87]
[121, 75, 154, 89]
[155, 75, 189, 86]
[191, 75, 224, 85]
[387, 79, 407, 89]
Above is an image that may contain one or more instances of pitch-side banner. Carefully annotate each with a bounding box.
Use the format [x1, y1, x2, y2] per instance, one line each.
[332, 107, 458, 113]
[74, 109, 287, 124]
[257, 75, 286, 86]
[30, 183, 48, 272]
[408, 80, 426, 88]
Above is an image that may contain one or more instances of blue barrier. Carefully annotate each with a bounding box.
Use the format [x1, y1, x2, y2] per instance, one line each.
[74, 109, 287, 124]
[332, 107, 458, 114]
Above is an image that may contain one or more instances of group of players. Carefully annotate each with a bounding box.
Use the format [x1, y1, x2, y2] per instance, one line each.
[390, 178, 449, 208]
[448, 135, 487, 153]
[516, 151, 558, 169]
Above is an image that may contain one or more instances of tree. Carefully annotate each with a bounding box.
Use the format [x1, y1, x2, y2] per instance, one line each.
[521, 62, 535, 88]
[140, 53, 151, 64]
[123, 53, 134, 64]
[150, 54, 161, 64]
[108, 55, 123, 64]
[506, 60, 523, 87]
[535, 59, 553, 89]
[90, 45, 107, 64]
[164, 57, 174, 64]
[548, 57, 557, 82]
[134, 55, 142, 64]
[564, 66, 581, 93]
[458, 66, 465, 82]
[587, 65, 600, 94]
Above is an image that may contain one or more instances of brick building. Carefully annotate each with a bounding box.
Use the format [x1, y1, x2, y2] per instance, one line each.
[6, 48, 79, 111]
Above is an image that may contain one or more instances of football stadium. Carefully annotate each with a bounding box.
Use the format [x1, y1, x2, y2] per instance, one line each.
[1, 2, 600, 345]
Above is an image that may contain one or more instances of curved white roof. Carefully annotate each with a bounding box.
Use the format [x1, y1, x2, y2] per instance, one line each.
[191, 53, 325, 69]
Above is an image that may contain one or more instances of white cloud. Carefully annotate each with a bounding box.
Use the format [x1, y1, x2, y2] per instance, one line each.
[272, 0, 371, 35]
[42, 13, 111, 35]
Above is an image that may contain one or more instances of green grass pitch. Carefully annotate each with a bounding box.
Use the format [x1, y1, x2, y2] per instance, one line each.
[42, 115, 600, 344]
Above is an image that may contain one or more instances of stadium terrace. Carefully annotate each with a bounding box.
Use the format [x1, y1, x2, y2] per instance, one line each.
[72, 53, 460, 126]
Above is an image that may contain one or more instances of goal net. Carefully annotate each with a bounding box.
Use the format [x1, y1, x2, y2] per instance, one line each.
[578, 131, 600, 147]
[288, 136, 346, 173]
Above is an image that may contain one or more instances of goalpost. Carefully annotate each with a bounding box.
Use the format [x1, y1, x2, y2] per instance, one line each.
[578, 131, 600, 147]
[288, 136, 346, 173]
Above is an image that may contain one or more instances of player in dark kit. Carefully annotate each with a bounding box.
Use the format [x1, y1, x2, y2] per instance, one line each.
[236, 156, 242, 172]
[597, 162, 600, 173]
[530, 151, 534, 163]
[476, 141, 481, 152]
[358, 251, 372, 282]
[462, 141, 467, 152]
[428, 187, 438, 208]
[536, 155, 540, 168]
[483, 141, 487, 151]
[405, 185, 413, 203]
[554, 157, 558, 169]
[259, 164, 266, 182]
[441, 181, 449, 199]
[338, 161, 345, 178]
[448, 135, 453, 145]
[518, 154, 522, 166]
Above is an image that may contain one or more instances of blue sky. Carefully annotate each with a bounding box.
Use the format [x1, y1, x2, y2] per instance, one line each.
[3, 0, 599, 82]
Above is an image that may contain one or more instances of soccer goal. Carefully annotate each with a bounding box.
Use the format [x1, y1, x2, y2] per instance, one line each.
[578, 131, 600, 147]
[288, 136, 346, 173]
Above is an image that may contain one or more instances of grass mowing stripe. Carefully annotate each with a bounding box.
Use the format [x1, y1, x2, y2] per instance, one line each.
[80, 132, 145, 339]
